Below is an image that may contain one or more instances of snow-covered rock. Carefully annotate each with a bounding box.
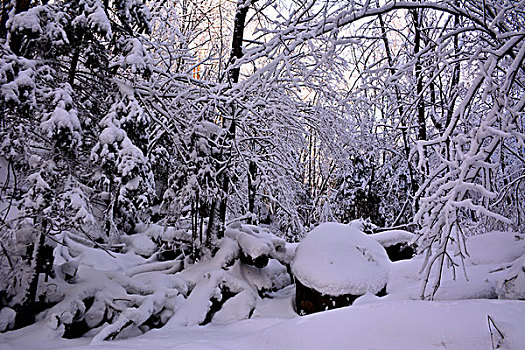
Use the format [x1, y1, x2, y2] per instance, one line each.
[291, 222, 390, 296]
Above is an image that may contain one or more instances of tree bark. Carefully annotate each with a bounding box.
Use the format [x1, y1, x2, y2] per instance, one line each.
[411, 9, 427, 142]
[16, 219, 46, 328]
[247, 159, 257, 224]
[208, 0, 257, 239]
[69, 49, 80, 87]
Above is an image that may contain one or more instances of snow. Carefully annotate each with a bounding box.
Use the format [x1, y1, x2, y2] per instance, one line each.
[251, 285, 296, 319]
[122, 38, 152, 73]
[123, 234, 157, 257]
[225, 224, 286, 261]
[0, 308, 15, 332]
[146, 238, 250, 328]
[62, 235, 146, 273]
[10, 6, 44, 35]
[369, 229, 416, 247]
[110, 38, 153, 74]
[226, 227, 273, 259]
[63, 188, 95, 225]
[291, 222, 390, 296]
[464, 231, 525, 265]
[240, 259, 291, 293]
[97, 125, 126, 146]
[135, 223, 191, 242]
[1, 229, 524, 350]
[3, 299, 522, 350]
[212, 291, 255, 323]
[40, 106, 81, 141]
[117, 138, 147, 177]
[165, 270, 227, 328]
[87, 2, 112, 39]
[1, 81, 20, 104]
[497, 255, 525, 300]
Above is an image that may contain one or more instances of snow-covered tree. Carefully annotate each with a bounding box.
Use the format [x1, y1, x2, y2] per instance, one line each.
[0, 0, 154, 327]
[91, 91, 155, 237]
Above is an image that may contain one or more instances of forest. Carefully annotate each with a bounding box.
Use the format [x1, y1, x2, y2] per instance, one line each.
[0, 0, 524, 349]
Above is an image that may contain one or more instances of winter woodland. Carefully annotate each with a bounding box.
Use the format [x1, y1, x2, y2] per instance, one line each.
[0, 0, 524, 349]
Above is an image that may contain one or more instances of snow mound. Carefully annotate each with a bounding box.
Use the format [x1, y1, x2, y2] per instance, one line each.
[465, 231, 525, 265]
[240, 259, 291, 293]
[63, 235, 146, 272]
[497, 255, 525, 300]
[123, 234, 157, 257]
[212, 291, 256, 324]
[291, 222, 390, 296]
[369, 229, 415, 247]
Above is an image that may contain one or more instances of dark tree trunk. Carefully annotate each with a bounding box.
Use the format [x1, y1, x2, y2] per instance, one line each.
[68, 47, 81, 87]
[247, 159, 257, 224]
[412, 9, 427, 142]
[209, 0, 257, 238]
[228, 0, 252, 84]
[15, 219, 47, 328]
[15, 0, 30, 12]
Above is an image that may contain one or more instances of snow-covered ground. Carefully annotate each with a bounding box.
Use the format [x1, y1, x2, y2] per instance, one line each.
[1, 230, 524, 350]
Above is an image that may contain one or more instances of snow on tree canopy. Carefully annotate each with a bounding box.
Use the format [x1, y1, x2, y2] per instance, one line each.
[291, 222, 390, 296]
[9, 6, 44, 35]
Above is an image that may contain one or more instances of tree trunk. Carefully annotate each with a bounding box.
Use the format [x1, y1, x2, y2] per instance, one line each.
[16, 219, 46, 328]
[69, 48, 80, 87]
[209, 0, 257, 238]
[247, 159, 257, 224]
[411, 9, 427, 142]
[228, 0, 252, 84]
